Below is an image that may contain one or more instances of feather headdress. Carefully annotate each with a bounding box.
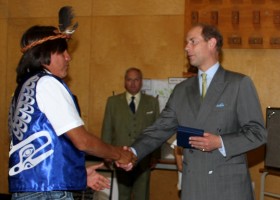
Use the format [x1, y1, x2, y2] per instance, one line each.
[21, 6, 78, 53]
[58, 6, 78, 34]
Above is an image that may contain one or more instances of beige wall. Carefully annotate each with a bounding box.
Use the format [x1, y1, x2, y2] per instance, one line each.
[1, 1, 280, 199]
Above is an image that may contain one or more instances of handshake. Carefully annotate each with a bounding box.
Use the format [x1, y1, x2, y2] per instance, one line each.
[112, 146, 138, 171]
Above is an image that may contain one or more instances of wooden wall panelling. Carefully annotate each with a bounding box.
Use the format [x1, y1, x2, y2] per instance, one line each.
[7, 0, 92, 18]
[0, 19, 8, 194]
[185, 0, 280, 49]
[0, 0, 9, 193]
[88, 15, 186, 135]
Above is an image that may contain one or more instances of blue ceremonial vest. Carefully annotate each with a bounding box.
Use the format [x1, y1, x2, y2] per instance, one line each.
[8, 72, 86, 192]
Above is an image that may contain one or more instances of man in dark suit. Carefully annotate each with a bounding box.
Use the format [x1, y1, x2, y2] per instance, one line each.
[119, 24, 267, 200]
[101, 67, 160, 200]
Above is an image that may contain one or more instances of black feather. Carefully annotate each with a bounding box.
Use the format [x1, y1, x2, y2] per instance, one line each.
[58, 6, 75, 32]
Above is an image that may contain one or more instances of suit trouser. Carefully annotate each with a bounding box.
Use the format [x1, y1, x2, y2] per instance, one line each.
[116, 168, 151, 200]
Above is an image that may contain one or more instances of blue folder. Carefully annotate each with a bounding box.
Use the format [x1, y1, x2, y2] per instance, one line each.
[176, 126, 204, 148]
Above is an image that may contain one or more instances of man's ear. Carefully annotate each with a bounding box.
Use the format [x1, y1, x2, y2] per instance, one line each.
[208, 38, 217, 48]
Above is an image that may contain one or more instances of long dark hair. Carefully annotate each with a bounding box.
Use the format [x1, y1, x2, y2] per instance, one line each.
[16, 25, 68, 84]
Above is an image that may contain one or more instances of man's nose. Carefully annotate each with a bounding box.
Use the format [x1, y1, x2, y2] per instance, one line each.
[64, 51, 72, 61]
[185, 44, 190, 53]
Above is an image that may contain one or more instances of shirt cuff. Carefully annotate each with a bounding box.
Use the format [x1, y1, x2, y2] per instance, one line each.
[218, 136, 226, 157]
[130, 147, 137, 156]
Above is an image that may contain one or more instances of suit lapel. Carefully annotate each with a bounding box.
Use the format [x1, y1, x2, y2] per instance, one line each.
[196, 66, 228, 126]
[136, 94, 145, 116]
[119, 93, 134, 115]
[186, 76, 201, 119]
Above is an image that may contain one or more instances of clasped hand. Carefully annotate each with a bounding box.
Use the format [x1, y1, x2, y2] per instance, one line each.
[115, 146, 137, 171]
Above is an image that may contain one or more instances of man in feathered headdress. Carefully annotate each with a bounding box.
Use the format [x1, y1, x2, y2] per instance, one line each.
[8, 6, 136, 199]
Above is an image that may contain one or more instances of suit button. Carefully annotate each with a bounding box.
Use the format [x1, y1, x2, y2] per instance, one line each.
[189, 149, 193, 153]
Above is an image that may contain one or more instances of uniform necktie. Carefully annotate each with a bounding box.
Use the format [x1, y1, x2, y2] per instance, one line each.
[201, 73, 207, 98]
[129, 96, 136, 114]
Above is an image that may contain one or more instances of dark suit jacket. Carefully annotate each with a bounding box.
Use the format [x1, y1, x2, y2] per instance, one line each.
[101, 92, 160, 169]
[132, 66, 267, 200]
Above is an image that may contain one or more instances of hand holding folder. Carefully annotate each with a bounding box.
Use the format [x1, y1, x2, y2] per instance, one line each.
[176, 126, 204, 148]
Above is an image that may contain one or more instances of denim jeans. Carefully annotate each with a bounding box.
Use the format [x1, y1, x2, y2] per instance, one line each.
[12, 191, 74, 200]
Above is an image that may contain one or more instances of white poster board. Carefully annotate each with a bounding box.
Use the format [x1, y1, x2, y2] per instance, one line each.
[142, 77, 186, 112]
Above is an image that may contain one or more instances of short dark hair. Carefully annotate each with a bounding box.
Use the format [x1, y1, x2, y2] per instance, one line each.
[16, 25, 68, 84]
[196, 23, 223, 53]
